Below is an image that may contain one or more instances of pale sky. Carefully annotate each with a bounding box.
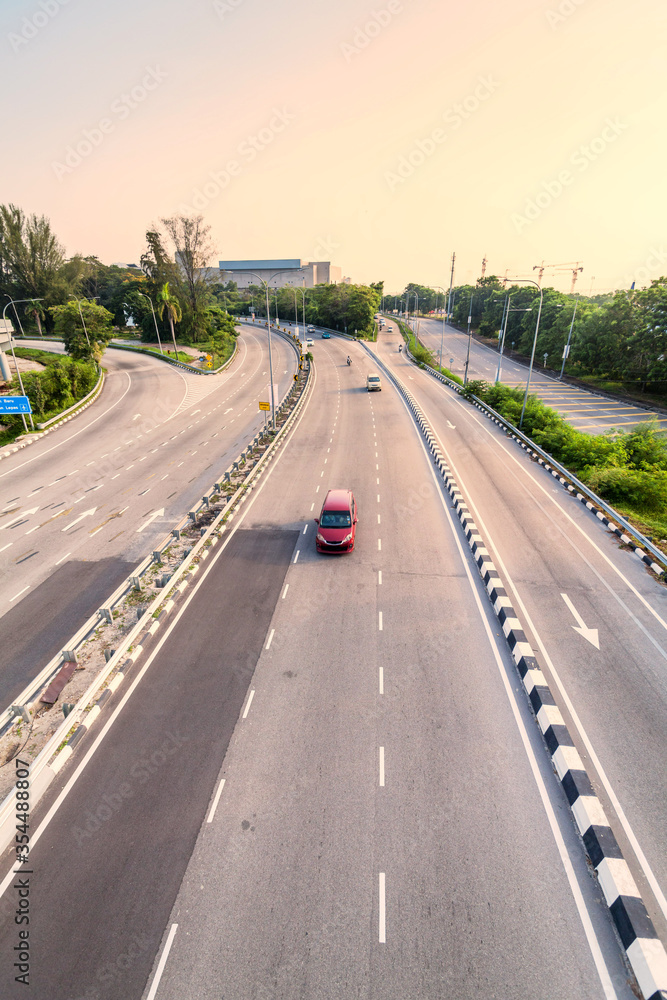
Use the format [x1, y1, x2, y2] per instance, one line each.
[2, 0, 665, 294]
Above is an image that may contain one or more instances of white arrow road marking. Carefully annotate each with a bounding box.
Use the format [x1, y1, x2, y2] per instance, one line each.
[0, 507, 39, 530]
[132, 414, 141, 420]
[447, 420, 456, 429]
[136, 508, 165, 533]
[62, 507, 97, 532]
[191, 409, 200, 415]
[224, 408, 233, 414]
[561, 593, 600, 649]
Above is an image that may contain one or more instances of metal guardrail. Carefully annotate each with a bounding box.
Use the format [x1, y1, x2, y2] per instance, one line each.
[388, 325, 667, 576]
[0, 328, 305, 739]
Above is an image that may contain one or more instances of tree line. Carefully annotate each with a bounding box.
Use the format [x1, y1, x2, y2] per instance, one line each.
[386, 276, 667, 397]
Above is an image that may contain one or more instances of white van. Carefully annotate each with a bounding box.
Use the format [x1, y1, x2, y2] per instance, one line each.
[366, 373, 381, 392]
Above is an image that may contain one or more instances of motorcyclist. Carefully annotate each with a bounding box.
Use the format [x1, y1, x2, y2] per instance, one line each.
[346, 356, 351, 365]
[398, 343, 403, 353]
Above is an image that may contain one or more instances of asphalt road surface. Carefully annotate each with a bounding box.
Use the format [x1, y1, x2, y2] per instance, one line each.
[412, 315, 667, 434]
[0, 326, 295, 707]
[0, 330, 653, 999]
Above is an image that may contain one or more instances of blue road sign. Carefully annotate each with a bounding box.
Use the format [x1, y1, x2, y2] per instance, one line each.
[0, 396, 32, 414]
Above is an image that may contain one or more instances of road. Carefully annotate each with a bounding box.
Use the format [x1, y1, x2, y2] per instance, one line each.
[412, 315, 667, 434]
[375, 320, 667, 944]
[0, 326, 295, 708]
[0, 329, 641, 999]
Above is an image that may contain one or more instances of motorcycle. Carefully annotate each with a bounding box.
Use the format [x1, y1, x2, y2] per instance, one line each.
[346, 356, 351, 366]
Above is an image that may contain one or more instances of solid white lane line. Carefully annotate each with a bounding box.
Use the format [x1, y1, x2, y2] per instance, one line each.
[146, 923, 178, 1000]
[379, 667, 384, 694]
[379, 873, 386, 943]
[266, 629, 275, 649]
[413, 415, 622, 999]
[206, 778, 226, 824]
[9, 586, 29, 602]
[282, 585, 289, 600]
[242, 690, 255, 719]
[379, 747, 385, 786]
[378, 611, 383, 630]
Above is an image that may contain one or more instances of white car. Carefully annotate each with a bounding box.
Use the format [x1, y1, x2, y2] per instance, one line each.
[366, 373, 381, 391]
[306, 338, 314, 347]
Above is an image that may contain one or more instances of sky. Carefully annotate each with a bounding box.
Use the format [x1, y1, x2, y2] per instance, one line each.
[2, 0, 666, 296]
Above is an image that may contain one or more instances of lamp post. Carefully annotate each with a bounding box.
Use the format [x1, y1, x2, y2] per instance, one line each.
[463, 291, 474, 385]
[2, 297, 43, 430]
[506, 278, 544, 428]
[221, 267, 303, 430]
[68, 295, 91, 347]
[559, 299, 578, 379]
[137, 292, 164, 354]
[423, 284, 447, 370]
[493, 296, 533, 383]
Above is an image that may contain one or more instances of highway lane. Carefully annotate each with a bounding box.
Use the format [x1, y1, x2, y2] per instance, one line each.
[409, 315, 667, 434]
[0, 325, 296, 706]
[133, 335, 631, 998]
[0, 330, 637, 998]
[371, 327, 667, 945]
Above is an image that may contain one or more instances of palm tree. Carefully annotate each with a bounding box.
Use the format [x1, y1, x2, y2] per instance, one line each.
[156, 282, 182, 358]
[24, 300, 46, 336]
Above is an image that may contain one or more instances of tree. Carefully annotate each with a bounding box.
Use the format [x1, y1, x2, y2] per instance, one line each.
[0, 205, 80, 318]
[49, 300, 114, 362]
[157, 282, 182, 357]
[159, 215, 216, 343]
[24, 299, 46, 336]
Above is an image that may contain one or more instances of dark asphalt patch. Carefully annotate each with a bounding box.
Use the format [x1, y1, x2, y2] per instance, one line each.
[0, 528, 298, 1000]
[0, 557, 134, 708]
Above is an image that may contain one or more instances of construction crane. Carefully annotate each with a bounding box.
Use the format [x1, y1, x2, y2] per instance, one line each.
[533, 261, 583, 293]
[480, 255, 488, 280]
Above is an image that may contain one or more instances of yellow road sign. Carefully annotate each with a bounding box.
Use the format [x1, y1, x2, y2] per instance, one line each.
[258, 401, 270, 411]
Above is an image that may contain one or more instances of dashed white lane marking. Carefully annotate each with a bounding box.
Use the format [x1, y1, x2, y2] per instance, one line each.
[282, 585, 289, 600]
[376, 477, 380, 485]
[139, 456, 147, 462]
[161, 475, 168, 481]
[207, 778, 226, 824]
[377, 515, 381, 524]
[224, 407, 233, 414]
[55, 551, 70, 565]
[303, 524, 308, 534]
[378, 570, 382, 585]
[241, 684, 257, 720]
[378, 611, 383, 630]
[294, 550, 300, 563]
[378, 538, 382, 551]
[310, 503, 315, 511]
[316, 486, 320, 493]
[320, 471, 324, 478]
[0, 542, 12, 553]
[379, 747, 385, 787]
[9, 586, 29, 602]
[379, 873, 386, 943]
[377, 494, 380, 502]
[379, 667, 384, 694]
[111, 474, 120, 480]
[146, 923, 178, 1000]
[126, 465, 134, 471]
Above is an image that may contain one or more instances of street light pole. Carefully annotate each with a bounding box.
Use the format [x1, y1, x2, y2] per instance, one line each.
[221, 267, 303, 431]
[508, 277, 544, 428]
[69, 295, 91, 347]
[137, 292, 164, 354]
[2, 297, 44, 431]
[559, 299, 578, 379]
[463, 291, 474, 385]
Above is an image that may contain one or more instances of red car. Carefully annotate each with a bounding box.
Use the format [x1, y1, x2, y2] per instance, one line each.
[315, 489, 358, 553]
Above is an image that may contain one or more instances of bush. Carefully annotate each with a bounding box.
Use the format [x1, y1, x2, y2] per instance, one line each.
[584, 466, 667, 514]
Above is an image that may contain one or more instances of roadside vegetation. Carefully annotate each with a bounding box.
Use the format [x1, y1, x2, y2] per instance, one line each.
[461, 380, 667, 547]
[385, 276, 667, 405]
[0, 350, 98, 446]
[394, 317, 462, 384]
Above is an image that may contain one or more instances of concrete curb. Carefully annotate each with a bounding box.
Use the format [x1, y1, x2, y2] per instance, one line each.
[366, 349, 667, 1000]
[0, 370, 105, 462]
